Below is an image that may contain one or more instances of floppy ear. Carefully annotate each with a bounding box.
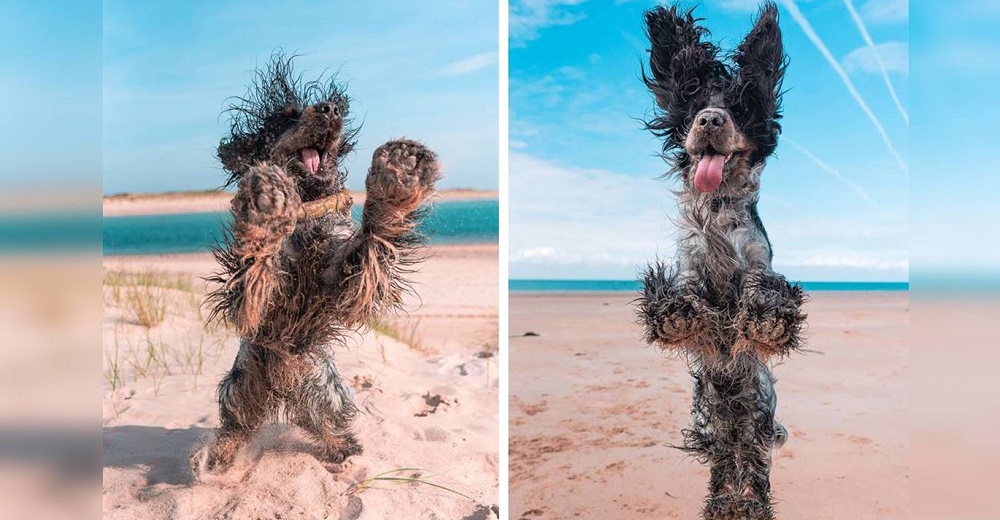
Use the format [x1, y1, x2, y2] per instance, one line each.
[217, 135, 258, 186]
[730, 2, 787, 161]
[643, 5, 727, 154]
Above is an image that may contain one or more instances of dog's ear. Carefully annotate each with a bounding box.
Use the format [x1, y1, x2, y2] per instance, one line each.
[731, 2, 787, 160]
[643, 5, 726, 152]
[218, 135, 256, 186]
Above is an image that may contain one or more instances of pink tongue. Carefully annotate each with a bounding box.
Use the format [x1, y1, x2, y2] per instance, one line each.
[300, 148, 320, 174]
[694, 154, 725, 193]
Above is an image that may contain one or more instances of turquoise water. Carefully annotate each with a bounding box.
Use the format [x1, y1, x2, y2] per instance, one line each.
[103, 199, 498, 256]
[0, 212, 101, 251]
[509, 279, 910, 292]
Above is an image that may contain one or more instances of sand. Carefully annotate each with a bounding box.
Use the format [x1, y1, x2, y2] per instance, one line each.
[103, 189, 498, 217]
[509, 291, 908, 520]
[102, 244, 498, 519]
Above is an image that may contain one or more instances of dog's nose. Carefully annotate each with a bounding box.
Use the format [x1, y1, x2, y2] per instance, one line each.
[316, 103, 340, 117]
[698, 111, 725, 129]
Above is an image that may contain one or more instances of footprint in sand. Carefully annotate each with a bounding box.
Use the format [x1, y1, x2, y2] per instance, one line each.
[515, 398, 548, 416]
[342, 496, 363, 520]
[850, 435, 875, 445]
[424, 426, 450, 442]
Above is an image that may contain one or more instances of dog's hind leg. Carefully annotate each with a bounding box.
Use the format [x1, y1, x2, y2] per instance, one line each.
[700, 363, 781, 520]
[193, 341, 279, 475]
[288, 355, 362, 464]
[334, 140, 440, 328]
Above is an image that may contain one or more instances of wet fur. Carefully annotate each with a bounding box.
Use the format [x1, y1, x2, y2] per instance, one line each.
[635, 4, 806, 519]
[193, 54, 439, 476]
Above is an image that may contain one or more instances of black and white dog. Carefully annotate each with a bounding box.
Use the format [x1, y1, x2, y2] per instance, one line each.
[637, 3, 807, 519]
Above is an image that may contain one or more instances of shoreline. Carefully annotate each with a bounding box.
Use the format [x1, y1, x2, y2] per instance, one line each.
[103, 189, 498, 217]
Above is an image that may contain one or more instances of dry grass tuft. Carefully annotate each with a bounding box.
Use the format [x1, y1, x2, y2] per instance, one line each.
[370, 318, 436, 356]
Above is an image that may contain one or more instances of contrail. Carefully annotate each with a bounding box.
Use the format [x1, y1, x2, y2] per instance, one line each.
[779, 0, 907, 172]
[843, 0, 909, 124]
[785, 138, 875, 205]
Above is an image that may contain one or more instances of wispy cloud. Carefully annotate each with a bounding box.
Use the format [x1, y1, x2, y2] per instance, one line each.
[510, 152, 671, 279]
[843, 41, 908, 75]
[510, 152, 907, 280]
[510, 0, 588, 47]
[843, 0, 908, 123]
[859, 0, 907, 24]
[785, 138, 874, 205]
[439, 51, 498, 77]
[780, 0, 907, 171]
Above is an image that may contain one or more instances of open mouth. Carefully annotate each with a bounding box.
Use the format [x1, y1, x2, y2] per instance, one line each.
[692, 145, 735, 193]
[299, 148, 323, 175]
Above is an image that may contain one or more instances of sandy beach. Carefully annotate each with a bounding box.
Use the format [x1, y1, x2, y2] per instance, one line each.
[509, 291, 908, 520]
[103, 189, 498, 217]
[102, 244, 498, 519]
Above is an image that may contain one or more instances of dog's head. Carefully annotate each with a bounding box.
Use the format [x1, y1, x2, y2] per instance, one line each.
[644, 2, 786, 194]
[218, 53, 359, 201]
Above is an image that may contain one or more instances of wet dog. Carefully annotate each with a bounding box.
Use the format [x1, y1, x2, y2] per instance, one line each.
[192, 54, 439, 475]
[636, 4, 807, 518]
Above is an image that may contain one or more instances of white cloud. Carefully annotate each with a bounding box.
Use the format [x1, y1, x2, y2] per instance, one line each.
[778, 253, 908, 270]
[510, 153, 910, 281]
[843, 41, 908, 75]
[510, 0, 588, 47]
[860, 0, 908, 24]
[439, 51, 498, 77]
[843, 0, 909, 123]
[510, 152, 673, 279]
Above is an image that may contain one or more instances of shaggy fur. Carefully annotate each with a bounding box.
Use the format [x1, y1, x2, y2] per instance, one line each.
[192, 53, 439, 475]
[635, 4, 807, 519]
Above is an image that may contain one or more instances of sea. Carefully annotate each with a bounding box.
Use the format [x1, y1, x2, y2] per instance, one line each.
[509, 279, 910, 292]
[103, 198, 498, 256]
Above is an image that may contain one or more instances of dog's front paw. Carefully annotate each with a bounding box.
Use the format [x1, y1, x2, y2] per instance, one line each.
[655, 292, 711, 344]
[366, 139, 440, 207]
[232, 163, 302, 254]
[734, 272, 806, 358]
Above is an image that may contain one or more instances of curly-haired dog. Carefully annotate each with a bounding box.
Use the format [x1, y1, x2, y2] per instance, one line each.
[191, 54, 440, 475]
[635, 4, 807, 519]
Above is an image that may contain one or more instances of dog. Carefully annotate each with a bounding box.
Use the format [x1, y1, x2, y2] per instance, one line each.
[192, 53, 440, 475]
[636, 4, 807, 519]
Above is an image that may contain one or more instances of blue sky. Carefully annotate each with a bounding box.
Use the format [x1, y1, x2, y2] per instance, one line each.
[909, 1, 1000, 276]
[0, 1, 102, 190]
[510, 0, 909, 282]
[101, 0, 498, 194]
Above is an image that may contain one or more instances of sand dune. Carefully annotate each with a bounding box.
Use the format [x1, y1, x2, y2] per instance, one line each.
[102, 245, 499, 519]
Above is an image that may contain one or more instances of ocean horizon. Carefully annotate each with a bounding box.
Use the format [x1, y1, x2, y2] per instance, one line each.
[103, 198, 498, 256]
[509, 279, 910, 292]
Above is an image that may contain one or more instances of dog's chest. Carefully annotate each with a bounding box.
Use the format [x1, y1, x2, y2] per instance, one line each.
[679, 197, 772, 276]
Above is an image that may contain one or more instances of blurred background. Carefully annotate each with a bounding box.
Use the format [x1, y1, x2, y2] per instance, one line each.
[0, 0, 102, 518]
